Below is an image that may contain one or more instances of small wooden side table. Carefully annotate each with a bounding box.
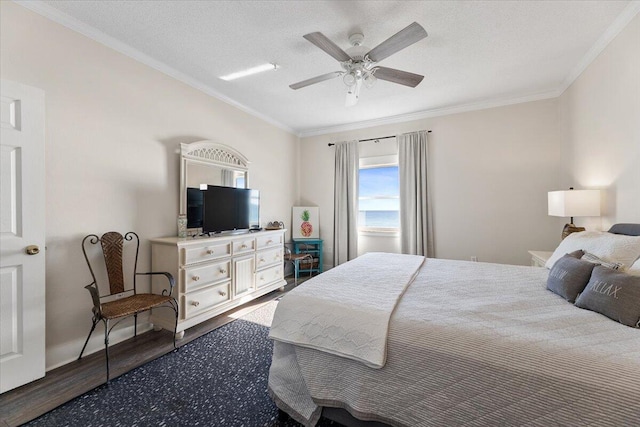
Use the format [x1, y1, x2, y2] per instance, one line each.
[528, 250, 553, 267]
[293, 238, 323, 275]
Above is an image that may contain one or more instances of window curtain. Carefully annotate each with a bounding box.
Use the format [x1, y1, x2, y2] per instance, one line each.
[333, 140, 359, 266]
[221, 169, 235, 187]
[398, 130, 434, 256]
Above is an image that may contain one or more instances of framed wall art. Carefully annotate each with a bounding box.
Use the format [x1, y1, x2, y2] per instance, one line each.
[292, 206, 319, 239]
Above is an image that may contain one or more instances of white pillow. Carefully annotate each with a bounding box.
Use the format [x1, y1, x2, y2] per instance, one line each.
[545, 231, 640, 270]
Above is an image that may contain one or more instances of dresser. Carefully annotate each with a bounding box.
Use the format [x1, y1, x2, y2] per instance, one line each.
[150, 229, 286, 337]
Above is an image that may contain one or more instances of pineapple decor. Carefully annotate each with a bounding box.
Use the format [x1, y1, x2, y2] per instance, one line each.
[300, 209, 313, 237]
[292, 206, 318, 239]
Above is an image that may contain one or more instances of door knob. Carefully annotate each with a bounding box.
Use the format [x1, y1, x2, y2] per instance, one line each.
[26, 245, 40, 255]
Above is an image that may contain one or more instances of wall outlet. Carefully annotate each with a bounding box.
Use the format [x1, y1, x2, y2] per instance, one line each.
[470, 256, 478, 262]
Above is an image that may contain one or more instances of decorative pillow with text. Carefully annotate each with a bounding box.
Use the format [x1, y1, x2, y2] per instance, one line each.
[547, 253, 595, 303]
[575, 265, 640, 328]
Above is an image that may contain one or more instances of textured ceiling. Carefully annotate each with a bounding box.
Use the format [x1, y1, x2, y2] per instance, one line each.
[33, 0, 634, 135]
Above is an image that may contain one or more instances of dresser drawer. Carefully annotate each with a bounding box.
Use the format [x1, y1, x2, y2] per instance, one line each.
[182, 242, 231, 265]
[256, 247, 283, 270]
[182, 260, 231, 292]
[255, 264, 283, 289]
[232, 237, 256, 255]
[183, 282, 231, 319]
[256, 233, 283, 250]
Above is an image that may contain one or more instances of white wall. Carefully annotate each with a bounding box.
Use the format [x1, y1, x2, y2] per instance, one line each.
[301, 98, 564, 268]
[558, 13, 640, 231]
[0, 2, 299, 369]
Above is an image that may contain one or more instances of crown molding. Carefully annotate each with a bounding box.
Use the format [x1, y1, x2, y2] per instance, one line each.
[298, 89, 561, 137]
[13, 0, 297, 136]
[558, 1, 640, 95]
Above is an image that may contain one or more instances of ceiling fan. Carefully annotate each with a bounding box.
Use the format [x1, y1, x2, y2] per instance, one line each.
[290, 22, 428, 107]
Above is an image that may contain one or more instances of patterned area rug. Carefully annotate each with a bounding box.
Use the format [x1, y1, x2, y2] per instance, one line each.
[27, 301, 336, 427]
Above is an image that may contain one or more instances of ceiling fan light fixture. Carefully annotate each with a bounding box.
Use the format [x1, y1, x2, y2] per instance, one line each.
[363, 72, 377, 89]
[343, 72, 357, 87]
[345, 79, 362, 107]
[220, 63, 278, 81]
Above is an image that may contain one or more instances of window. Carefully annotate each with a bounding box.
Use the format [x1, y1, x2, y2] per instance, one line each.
[359, 155, 399, 231]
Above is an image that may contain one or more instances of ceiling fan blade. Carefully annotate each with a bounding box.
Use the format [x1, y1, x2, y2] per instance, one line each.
[303, 32, 352, 62]
[290, 71, 343, 90]
[373, 66, 424, 88]
[366, 22, 428, 63]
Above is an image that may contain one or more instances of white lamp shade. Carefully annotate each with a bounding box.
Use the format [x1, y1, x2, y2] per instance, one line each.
[548, 190, 601, 217]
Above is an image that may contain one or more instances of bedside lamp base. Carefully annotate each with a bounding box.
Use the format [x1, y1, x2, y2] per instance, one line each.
[562, 223, 585, 240]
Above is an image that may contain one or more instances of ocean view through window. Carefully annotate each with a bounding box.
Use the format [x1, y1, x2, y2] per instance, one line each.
[359, 165, 399, 231]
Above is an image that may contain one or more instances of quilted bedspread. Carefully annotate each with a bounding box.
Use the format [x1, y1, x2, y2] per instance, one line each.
[269, 252, 425, 368]
[268, 257, 640, 427]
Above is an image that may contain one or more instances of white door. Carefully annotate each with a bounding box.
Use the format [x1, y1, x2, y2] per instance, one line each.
[0, 79, 46, 393]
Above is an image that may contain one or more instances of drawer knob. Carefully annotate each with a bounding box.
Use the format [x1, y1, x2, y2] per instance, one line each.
[259, 276, 264, 281]
[191, 301, 200, 307]
[192, 275, 200, 281]
[218, 291, 227, 296]
[206, 249, 214, 255]
[219, 268, 227, 274]
[241, 244, 248, 249]
[259, 258, 265, 263]
[267, 239, 273, 244]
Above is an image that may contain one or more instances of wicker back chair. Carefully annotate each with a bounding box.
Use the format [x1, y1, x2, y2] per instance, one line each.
[78, 231, 178, 383]
[283, 245, 313, 286]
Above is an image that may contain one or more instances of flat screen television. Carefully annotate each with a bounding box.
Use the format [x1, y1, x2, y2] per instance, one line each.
[201, 185, 260, 233]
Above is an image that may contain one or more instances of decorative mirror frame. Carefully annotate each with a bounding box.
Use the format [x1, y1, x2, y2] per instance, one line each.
[179, 140, 250, 215]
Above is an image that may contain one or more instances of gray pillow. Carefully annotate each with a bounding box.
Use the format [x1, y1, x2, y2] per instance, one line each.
[547, 249, 583, 269]
[547, 253, 595, 303]
[567, 249, 585, 259]
[575, 265, 640, 327]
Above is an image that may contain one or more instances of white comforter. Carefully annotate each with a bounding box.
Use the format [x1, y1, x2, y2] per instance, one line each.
[269, 252, 424, 368]
[269, 257, 640, 427]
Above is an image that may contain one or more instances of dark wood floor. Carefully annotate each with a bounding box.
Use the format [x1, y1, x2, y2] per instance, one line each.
[0, 282, 297, 427]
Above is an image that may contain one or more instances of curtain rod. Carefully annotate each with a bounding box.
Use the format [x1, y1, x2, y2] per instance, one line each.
[327, 130, 431, 147]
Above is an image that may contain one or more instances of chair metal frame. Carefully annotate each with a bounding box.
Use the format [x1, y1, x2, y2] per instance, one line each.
[78, 231, 179, 383]
[283, 245, 314, 286]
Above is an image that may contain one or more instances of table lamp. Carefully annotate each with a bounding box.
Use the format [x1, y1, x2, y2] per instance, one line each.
[548, 188, 600, 239]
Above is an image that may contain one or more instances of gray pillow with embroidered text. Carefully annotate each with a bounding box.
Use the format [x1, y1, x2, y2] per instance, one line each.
[575, 265, 640, 327]
[547, 254, 595, 303]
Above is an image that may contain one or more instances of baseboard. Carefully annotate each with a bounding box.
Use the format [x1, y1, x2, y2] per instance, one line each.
[46, 321, 153, 371]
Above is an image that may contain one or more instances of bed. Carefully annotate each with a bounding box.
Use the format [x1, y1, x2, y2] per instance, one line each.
[268, 224, 640, 427]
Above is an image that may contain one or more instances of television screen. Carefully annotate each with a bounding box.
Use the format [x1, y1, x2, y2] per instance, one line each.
[202, 185, 260, 233]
